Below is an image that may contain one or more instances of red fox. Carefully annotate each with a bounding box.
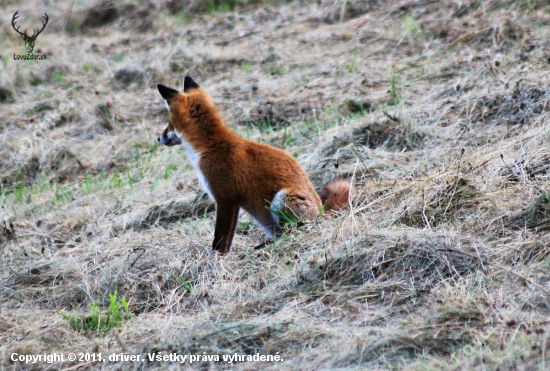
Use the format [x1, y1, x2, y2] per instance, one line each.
[157, 76, 352, 254]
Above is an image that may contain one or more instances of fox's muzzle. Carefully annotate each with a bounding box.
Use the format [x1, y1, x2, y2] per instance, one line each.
[158, 131, 182, 146]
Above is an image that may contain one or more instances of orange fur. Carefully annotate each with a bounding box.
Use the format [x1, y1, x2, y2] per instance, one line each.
[157, 77, 352, 254]
[320, 179, 354, 212]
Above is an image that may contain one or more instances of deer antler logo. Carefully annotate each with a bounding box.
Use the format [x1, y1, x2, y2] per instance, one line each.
[11, 10, 49, 54]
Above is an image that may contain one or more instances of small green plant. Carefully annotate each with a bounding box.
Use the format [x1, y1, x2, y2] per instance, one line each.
[96, 169, 106, 189]
[54, 185, 74, 203]
[318, 203, 326, 217]
[241, 62, 251, 71]
[254, 118, 275, 134]
[12, 167, 22, 183]
[133, 150, 144, 180]
[109, 171, 123, 189]
[403, 15, 419, 35]
[281, 126, 290, 149]
[39, 174, 49, 193]
[257, 119, 268, 131]
[13, 183, 26, 203]
[237, 220, 252, 234]
[269, 201, 301, 229]
[177, 276, 192, 292]
[348, 46, 359, 72]
[209, 0, 235, 13]
[390, 74, 401, 105]
[60, 292, 130, 335]
[164, 164, 174, 180]
[148, 142, 159, 161]
[269, 66, 283, 75]
[151, 176, 160, 191]
[539, 194, 550, 204]
[84, 176, 93, 194]
[52, 73, 65, 83]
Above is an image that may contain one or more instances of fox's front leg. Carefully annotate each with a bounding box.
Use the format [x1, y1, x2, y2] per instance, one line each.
[213, 202, 240, 254]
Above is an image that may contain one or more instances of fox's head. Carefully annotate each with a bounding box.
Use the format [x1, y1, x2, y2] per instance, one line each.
[157, 76, 213, 146]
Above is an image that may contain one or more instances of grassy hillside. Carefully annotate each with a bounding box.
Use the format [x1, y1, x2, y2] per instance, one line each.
[2, 0, 550, 369]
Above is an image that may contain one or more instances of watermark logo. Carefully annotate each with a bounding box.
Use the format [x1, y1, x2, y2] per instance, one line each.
[11, 10, 48, 60]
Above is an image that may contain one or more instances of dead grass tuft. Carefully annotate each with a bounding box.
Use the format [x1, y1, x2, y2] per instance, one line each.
[470, 83, 550, 126]
[302, 233, 479, 302]
[399, 177, 480, 228]
[130, 195, 214, 230]
[507, 194, 550, 232]
[80, 0, 120, 31]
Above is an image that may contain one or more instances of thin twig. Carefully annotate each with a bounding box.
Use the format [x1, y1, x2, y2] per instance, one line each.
[128, 249, 146, 270]
[443, 147, 465, 215]
[351, 146, 376, 181]
[65, 0, 76, 32]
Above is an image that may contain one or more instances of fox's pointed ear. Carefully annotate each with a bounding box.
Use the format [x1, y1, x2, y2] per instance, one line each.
[183, 76, 200, 92]
[157, 84, 179, 102]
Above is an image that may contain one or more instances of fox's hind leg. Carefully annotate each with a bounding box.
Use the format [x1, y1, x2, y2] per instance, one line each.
[251, 215, 281, 250]
[249, 189, 320, 248]
[252, 213, 283, 240]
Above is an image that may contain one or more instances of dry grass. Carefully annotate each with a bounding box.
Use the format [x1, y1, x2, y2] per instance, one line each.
[2, 0, 550, 369]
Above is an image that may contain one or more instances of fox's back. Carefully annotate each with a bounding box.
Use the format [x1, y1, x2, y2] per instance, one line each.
[199, 135, 319, 209]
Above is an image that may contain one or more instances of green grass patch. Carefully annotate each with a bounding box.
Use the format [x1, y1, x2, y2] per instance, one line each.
[54, 185, 74, 203]
[60, 292, 131, 335]
[177, 276, 193, 292]
[403, 15, 419, 35]
[52, 73, 65, 83]
[164, 164, 175, 180]
[269, 201, 301, 229]
[209, 0, 236, 13]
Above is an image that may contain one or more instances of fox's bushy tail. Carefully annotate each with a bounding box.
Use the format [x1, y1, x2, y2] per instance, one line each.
[319, 179, 354, 212]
